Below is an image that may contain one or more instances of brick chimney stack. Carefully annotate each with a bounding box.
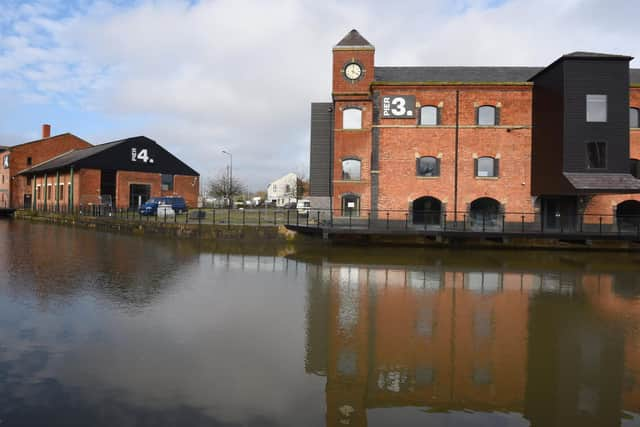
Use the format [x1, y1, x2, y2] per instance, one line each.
[42, 124, 51, 139]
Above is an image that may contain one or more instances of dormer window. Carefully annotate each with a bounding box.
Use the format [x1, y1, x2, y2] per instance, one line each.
[586, 95, 607, 122]
[631, 108, 639, 128]
[343, 108, 362, 130]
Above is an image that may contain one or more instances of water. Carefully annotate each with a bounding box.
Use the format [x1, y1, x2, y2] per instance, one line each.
[1, 221, 640, 426]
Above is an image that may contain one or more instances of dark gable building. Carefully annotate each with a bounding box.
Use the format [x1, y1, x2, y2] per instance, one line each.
[309, 29, 640, 230]
[19, 136, 199, 210]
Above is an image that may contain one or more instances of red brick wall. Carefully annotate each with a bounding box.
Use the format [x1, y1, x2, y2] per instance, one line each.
[9, 134, 91, 208]
[173, 175, 199, 207]
[332, 48, 374, 96]
[116, 171, 161, 208]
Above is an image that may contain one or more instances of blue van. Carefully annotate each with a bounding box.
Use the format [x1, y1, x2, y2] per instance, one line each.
[139, 196, 187, 215]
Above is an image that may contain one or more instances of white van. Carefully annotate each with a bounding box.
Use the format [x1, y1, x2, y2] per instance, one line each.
[296, 199, 311, 216]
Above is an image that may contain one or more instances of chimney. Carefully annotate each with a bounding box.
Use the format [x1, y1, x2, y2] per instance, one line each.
[42, 124, 51, 139]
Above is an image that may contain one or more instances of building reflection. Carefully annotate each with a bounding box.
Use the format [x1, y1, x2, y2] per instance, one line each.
[306, 263, 640, 426]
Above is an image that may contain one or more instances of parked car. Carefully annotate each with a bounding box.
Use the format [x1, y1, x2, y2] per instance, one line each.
[139, 196, 187, 215]
[296, 199, 311, 216]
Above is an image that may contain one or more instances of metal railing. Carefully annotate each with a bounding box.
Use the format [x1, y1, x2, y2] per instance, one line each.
[22, 204, 640, 238]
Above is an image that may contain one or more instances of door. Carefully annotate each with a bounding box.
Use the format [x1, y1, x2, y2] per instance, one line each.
[100, 170, 116, 207]
[543, 197, 577, 231]
[23, 194, 32, 209]
[129, 184, 151, 209]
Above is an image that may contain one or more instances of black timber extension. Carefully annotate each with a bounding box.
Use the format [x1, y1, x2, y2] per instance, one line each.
[19, 136, 198, 177]
[309, 103, 333, 197]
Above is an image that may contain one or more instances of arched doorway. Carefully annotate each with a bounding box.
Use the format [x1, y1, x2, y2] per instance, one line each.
[616, 200, 640, 230]
[469, 198, 501, 229]
[412, 196, 442, 226]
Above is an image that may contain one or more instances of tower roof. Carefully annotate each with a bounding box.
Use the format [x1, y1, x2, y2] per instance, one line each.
[335, 29, 373, 49]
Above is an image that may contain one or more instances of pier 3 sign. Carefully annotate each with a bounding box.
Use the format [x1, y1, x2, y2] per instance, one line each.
[380, 95, 416, 118]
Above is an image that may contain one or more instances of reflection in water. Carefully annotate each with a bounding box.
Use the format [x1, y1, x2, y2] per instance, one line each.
[2, 221, 640, 426]
[306, 263, 640, 427]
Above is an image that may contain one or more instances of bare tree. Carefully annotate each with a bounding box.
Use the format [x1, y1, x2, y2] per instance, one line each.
[206, 171, 247, 204]
[296, 172, 309, 199]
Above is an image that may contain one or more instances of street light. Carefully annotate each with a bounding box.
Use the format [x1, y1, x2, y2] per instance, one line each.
[222, 150, 232, 208]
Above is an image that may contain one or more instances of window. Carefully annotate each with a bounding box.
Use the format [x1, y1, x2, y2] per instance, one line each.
[59, 184, 64, 200]
[343, 108, 362, 130]
[2, 155, 8, 169]
[477, 106, 497, 126]
[161, 174, 173, 191]
[47, 185, 52, 200]
[27, 157, 32, 166]
[420, 106, 438, 125]
[342, 159, 361, 180]
[26, 176, 32, 186]
[341, 194, 360, 216]
[475, 157, 498, 177]
[630, 159, 639, 178]
[631, 108, 640, 128]
[36, 186, 41, 200]
[586, 95, 607, 122]
[416, 156, 440, 177]
[586, 142, 607, 169]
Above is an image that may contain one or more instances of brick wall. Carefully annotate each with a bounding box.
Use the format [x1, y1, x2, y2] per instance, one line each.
[116, 171, 161, 208]
[9, 134, 91, 208]
[173, 175, 199, 207]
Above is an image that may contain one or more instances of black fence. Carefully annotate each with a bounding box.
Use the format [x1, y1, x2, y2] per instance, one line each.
[23, 204, 640, 239]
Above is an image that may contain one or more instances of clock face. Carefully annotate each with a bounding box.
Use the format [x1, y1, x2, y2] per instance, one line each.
[344, 63, 362, 81]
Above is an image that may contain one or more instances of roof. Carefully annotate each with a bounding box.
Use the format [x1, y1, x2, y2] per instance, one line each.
[20, 139, 126, 174]
[18, 136, 199, 176]
[563, 173, 640, 193]
[374, 66, 542, 83]
[335, 29, 373, 49]
[529, 51, 635, 82]
[7, 133, 90, 150]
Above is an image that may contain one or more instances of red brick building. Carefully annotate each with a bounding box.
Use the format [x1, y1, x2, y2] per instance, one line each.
[309, 30, 640, 229]
[19, 136, 199, 210]
[0, 125, 91, 209]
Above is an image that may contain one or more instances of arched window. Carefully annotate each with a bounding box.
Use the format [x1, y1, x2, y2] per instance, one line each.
[341, 194, 360, 216]
[616, 200, 640, 229]
[420, 106, 438, 125]
[342, 159, 361, 180]
[630, 159, 639, 179]
[475, 157, 499, 177]
[631, 108, 640, 129]
[469, 197, 501, 228]
[412, 196, 442, 225]
[477, 105, 497, 126]
[343, 108, 362, 130]
[416, 156, 440, 177]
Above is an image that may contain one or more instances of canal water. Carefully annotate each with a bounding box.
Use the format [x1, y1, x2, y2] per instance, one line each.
[1, 221, 640, 426]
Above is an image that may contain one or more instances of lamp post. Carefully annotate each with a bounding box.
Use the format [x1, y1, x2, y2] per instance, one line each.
[222, 150, 232, 208]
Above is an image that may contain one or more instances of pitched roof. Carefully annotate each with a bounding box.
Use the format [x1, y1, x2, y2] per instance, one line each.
[563, 51, 634, 60]
[7, 133, 90, 150]
[18, 138, 128, 174]
[335, 29, 373, 48]
[374, 66, 542, 83]
[563, 173, 640, 193]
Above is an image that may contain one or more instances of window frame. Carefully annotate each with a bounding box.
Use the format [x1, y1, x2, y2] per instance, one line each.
[419, 105, 439, 126]
[586, 94, 607, 123]
[416, 156, 440, 177]
[586, 141, 607, 170]
[341, 158, 362, 181]
[342, 107, 363, 130]
[341, 193, 361, 217]
[477, 105, 497, 126]
[475, 156, 499, 178]
[161, 174, 174, 192]
[631, 107, 640, 129]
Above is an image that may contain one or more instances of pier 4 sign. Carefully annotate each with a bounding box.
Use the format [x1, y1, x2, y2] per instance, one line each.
[381, 95, 416, 118]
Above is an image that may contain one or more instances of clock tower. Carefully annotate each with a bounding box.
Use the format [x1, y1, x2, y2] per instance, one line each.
[332, 29, 375, 99]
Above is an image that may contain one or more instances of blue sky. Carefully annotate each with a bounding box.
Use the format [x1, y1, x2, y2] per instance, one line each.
[1, 0, 638, 190]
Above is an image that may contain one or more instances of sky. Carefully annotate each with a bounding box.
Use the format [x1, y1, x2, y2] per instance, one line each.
[0, 0, 638, 191]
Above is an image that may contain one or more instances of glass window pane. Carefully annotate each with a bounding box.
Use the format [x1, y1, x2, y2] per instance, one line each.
[631, 108, 640, 128]
[420, 106, 437, 125]
[586, 142, 606, 169]
[342, 159, 361, 180]
[417, 157, 438, 176]
[343, 108, 362, 129]
[586, 95, 607, 122]
[477, 157, 495, 177]
[478, 106, 496, 126]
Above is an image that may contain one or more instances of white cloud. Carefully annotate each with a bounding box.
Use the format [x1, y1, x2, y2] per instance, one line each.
[0, 0, 638, 189]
